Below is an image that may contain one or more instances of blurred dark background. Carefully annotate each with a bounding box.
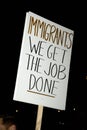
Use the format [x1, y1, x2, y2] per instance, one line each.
[0, 1, 86, 130]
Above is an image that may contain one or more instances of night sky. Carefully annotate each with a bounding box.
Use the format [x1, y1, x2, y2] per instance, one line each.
[0, 1, 86, 130]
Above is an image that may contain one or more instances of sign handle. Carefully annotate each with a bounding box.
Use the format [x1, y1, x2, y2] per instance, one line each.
[35, 105, 43, 130]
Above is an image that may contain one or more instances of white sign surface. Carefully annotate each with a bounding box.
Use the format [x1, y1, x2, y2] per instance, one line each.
[13, 11, 74, 110]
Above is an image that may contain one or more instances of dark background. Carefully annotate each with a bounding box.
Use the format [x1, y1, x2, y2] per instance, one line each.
[0, 1, 86, 130]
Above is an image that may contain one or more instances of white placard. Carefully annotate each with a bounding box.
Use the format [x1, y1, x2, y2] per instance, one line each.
[13, 11, 74, 110]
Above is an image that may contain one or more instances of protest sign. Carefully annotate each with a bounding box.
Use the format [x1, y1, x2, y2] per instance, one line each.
[13, 11, 74, 110]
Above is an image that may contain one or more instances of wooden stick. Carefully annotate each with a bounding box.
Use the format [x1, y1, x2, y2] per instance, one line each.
[35, 105, 43, 130]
